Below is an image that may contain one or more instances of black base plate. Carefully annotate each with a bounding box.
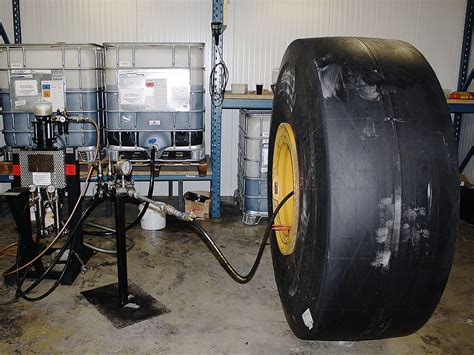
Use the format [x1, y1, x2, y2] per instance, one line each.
[81, 282, 169, 328]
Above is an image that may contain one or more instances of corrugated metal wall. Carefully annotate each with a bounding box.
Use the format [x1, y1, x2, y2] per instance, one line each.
[0, 0, 469, 195]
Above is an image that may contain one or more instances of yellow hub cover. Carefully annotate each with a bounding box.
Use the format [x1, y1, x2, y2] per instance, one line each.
[272, 122, 299, 256]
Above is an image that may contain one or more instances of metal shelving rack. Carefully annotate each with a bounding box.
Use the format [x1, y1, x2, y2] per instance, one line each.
[210, 0, 224, 217]
[453, 0, 474, 175]
[454, 0, 474, 143]
[12, 0, 21, 44]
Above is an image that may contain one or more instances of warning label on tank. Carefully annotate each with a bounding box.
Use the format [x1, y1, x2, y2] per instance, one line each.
[15, 80, 38, 97]
[51, 78, 65, 111]
[261, 142, 269, 173]
[41, 81, 51, 98]
[120, 88, 145, 106]
[118, 69, 191, 112]
[9, 70, 65, 112]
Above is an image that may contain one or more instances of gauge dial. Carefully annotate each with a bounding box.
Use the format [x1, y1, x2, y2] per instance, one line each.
[115, 159, 132, 176]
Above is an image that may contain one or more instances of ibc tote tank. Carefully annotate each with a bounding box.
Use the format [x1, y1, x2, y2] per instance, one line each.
[0, 43, 104, 159]
[104, 42, 205, 162]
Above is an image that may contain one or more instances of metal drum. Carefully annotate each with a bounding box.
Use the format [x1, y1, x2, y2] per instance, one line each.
[237, 109, 271, 225]
[0, 43, 104, 158]
[104, 42, 205, 161]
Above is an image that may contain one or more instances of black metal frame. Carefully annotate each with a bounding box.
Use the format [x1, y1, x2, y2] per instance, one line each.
[0, 22, 10, 44]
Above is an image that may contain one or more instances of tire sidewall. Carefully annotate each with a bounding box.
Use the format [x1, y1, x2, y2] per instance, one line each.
[269, 39, 329, 339]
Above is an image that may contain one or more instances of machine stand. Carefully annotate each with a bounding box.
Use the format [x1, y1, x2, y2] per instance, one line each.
[4, 149, 91, 286]
[115, 193, 129, 306]
[2, 187, 44, 285]
[81, 193, 169, 328]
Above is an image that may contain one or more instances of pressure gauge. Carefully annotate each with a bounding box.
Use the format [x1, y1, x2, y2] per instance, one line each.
[28, 185, 36, 193]
[115, 159, 132, 176]
[47, 185, 56, 193]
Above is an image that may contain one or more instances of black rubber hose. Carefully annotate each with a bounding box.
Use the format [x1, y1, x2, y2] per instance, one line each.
[82, 221, 135, 254]
[190, 191, 294, 284]
[16, 197, 104, 301]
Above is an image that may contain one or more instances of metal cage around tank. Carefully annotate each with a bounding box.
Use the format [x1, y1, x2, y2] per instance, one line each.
[236, 110, 271, 225]
[103, 42, 206, 162]
[0, 43, 104, 159]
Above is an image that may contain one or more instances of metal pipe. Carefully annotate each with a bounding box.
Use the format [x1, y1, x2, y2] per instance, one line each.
[114, 194, 128, 307]
[133, 192, 194, 222]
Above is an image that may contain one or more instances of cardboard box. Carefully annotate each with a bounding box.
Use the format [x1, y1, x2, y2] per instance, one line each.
[184, 191, 211, 220]
[231, 83, 248, 95]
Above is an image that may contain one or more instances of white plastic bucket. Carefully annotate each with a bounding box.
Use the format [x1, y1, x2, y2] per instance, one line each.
[138, 203, 166, 231]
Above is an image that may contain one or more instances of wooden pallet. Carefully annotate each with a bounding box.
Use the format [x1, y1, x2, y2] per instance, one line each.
[0, 162, 13, 176]
[156, 156, 210, 176]
[80, 155, 211, 178]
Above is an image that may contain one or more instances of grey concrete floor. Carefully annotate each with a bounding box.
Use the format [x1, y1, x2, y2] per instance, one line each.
[0, 198, 473, 353]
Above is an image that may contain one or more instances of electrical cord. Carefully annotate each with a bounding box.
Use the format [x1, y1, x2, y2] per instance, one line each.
[209, 45, 229, 107]
[190, 191, 294, 284]
[0, 243, 17, 257]
[82, 221, 135, 254]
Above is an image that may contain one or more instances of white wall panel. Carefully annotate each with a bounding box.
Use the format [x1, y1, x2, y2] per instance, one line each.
[0, 0, 468, 194]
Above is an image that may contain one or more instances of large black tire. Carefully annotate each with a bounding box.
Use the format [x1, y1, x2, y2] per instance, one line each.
[268, 37, 459, 341]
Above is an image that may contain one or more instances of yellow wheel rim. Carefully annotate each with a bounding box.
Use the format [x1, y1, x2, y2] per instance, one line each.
[272, 123, 299, 256]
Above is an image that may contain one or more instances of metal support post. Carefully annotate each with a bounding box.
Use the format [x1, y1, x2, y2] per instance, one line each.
[178, 180, 184, 211]
[12, 0, 21, 44]
[210, 0, 224, 217]
[454, 0, 474, 143]
[66, 149, 82, 256]
[62, 148, 92, 285]
[114, 193, 129, 307]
